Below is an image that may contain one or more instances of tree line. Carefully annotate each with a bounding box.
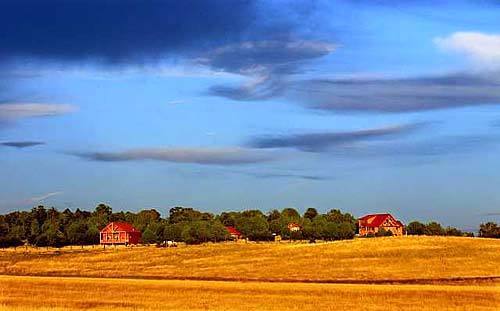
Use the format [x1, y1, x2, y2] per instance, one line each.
[0, 204, 356, 247]
[0, 204, 498, 248]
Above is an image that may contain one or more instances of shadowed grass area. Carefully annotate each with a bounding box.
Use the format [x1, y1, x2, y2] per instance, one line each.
[1, 275, 499, 311]
[0, 236, 499, 282]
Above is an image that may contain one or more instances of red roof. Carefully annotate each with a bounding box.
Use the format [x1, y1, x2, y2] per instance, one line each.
[101, 222, 140, 233]
[358, 213, 403, 228]
[226, 226, 242, 236]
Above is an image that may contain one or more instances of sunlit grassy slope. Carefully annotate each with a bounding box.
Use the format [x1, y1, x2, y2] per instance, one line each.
[1, 275, 499, 311]
[1, 236, 499, 281]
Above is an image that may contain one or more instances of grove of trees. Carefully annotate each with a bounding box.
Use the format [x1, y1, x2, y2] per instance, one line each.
[0, 205, 356, 247]
[405, 221, 474, 237]
[0, 204, 495, 248]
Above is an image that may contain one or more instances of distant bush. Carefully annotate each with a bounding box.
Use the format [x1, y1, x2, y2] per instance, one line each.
[181, 220, 229, 244]
[444, 226, 463, 237]
[406, 220, 472, 237]
[0, 236, 23, 248]
[375, 228, 393, 237]
[423, 222, 445, 236]
[479, 222, 499, 238]
[406, 221, 426, 235]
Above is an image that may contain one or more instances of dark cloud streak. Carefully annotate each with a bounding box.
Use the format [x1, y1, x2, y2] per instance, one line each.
[326, 135, 500, 158]
[249, 123, 426, 152]
[290, 72, 500, 113]
[1, 141, 45, 148]
[205, 40, 334, 101]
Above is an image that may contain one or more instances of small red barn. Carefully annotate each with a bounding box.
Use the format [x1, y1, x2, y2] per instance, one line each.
[100, 222, 141, 245]
[358, 213, 404, 236]
[226, 226, 242, 240]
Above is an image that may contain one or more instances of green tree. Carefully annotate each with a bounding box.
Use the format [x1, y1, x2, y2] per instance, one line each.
[169, 207, 212, 224]
[267, 209, 281, 222]
[303, 208, 318, 220]
[40, 219, 66, 247]
[28, 219, 41, 245]
[218, 212, 239, 227]
[281, 208, 300, 220]
[337, 222, 356, 239]
[326, 209, 355, 225]
[181, 221, 211, 244]
[311, 216, 328, 240]
[210, 220, 230, 242]
[92, 203, 112, 230]
[236, 215, 270, 241]
[424, 222, 445, 236]
[0, 217, 8, 238]
[134, 209, 161, 231]
[66, 220, 89, 245]
[31, 205, 48, 226]
[141, 227, 157, 244]
[268, 219, 282, 235]
[163, 223, 184, 241]
[323, 222, 339, 241]
[407, 221, 426, 235]
[86, 222, 100, 245]
[445, 226, 463, 237]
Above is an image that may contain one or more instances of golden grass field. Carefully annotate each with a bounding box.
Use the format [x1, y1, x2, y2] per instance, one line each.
[1, 275, 498, 311]
[0, 236, 499, 310]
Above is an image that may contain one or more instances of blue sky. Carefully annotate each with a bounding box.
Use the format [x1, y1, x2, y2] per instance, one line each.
[1, 0, 500, 230]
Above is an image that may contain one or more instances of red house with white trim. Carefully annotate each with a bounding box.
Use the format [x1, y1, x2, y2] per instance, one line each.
[358, 213, 404, 236]
[226, 226, 242, 240]
[100, 222, 141, 245]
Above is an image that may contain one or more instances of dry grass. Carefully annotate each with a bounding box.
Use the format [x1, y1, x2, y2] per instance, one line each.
[1, 275, 499, 311]
[1, 237, 499, 310]
[0, 236, 499, 282]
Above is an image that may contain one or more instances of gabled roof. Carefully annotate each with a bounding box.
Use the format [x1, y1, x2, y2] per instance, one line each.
[287, 222, 301, 229]
[226, 226, 242, 236]
[358, 213, 403, 228]
[101, 222, 140, 233]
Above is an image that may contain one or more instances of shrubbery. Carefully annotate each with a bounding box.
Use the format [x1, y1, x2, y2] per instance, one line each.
[479, 222, 500, 238]
[0, 235, 23, 248]
[406, 220, 473, 237]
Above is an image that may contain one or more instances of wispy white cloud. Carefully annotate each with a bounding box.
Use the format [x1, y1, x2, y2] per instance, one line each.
[435, 32, 500, 69]
[0, 191, 63, 208]
[24, 191, 63, 204]
[0, 103, 77, 129]
[72, 147, 278, 165]
[0, 103, 76, 120]
[166, 100, 186, 105]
